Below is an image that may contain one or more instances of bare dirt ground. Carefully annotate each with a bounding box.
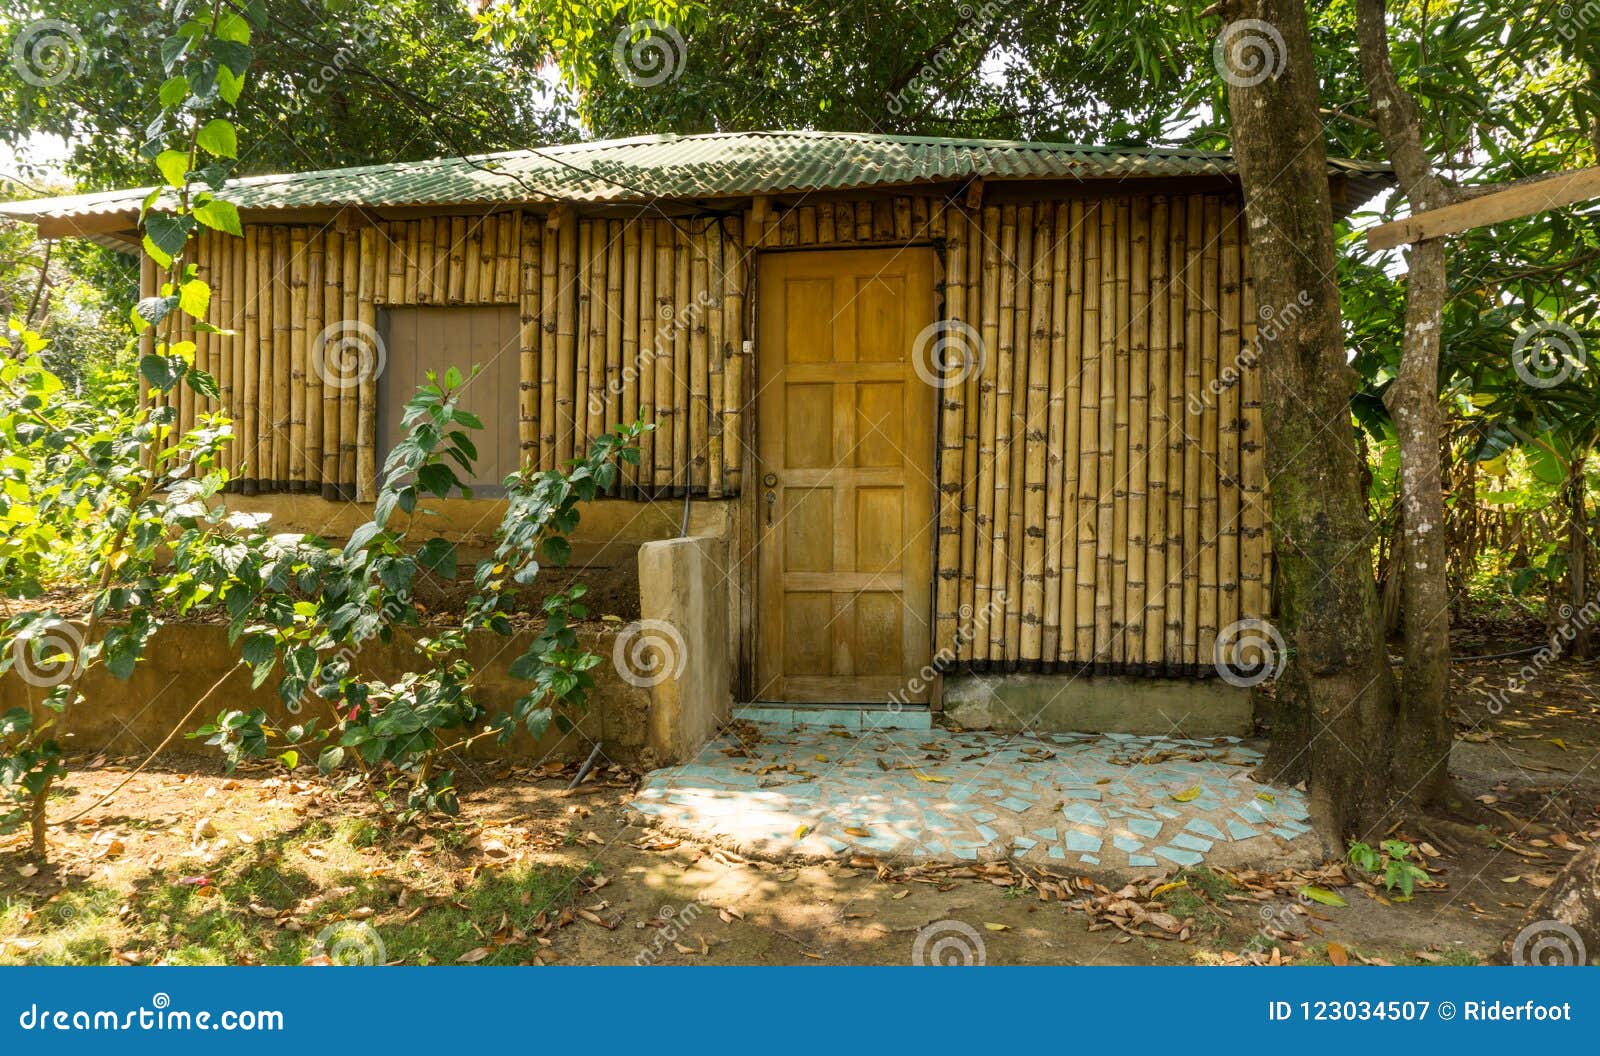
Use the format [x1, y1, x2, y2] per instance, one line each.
[2, 656, 1597, 966]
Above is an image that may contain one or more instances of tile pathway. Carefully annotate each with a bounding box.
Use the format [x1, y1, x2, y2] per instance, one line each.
[629, 724, 1317, 873]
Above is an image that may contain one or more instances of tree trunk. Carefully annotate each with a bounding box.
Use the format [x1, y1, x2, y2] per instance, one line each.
[1214, 0, 1399, 843]
[1567, 456, 1590, 658]
[1355, 0, 1454, 804]
[1505, 842, 1600, 965]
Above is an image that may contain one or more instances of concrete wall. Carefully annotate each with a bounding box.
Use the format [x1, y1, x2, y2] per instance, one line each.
[942, 673, 1253, 738]
[0, 621, 653, 764]
[636, 535, 732, 763]
[212, 494, 736, 566]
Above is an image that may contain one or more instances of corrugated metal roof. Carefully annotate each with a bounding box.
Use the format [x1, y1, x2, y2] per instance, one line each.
[0, 130, 1393, 224]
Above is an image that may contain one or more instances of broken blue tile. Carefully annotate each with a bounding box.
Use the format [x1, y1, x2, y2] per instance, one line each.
[1031, 827, 1058, 842]
[995, 796, 1033, 813]
[1012, 836, 1037, 852]
[1047, 845, 1066, 860]
[1184, 818, 1226, 840]
[953, 846, 979, 861]
[1226, 819, 1261, 841]
[1153, 845, 1204, 868]
[1064, 831, 1103, 853]
[1126, 818, 1164, 839]
[1079, 854, 1101, 866]
[1062, 803, 1106, 828]
[977, 824, 999, 842]
[1271, 826, 1303, 841]
[921, 839, 946, 855]
[821, 837, 849, 853]
[1152, 806, 1181, 820]
[1113, 835, 1144, 853]
[1063, 789, 1103, 800]
[1169, 832, 1213, 853]
[1127, 854, 1159, 867]
[970, 810, 998, 824]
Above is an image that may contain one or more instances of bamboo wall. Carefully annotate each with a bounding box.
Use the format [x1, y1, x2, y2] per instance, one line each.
[148, 188, 1269, 675]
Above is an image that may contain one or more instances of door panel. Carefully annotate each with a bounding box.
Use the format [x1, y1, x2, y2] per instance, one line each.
[755, 248, 936, 703]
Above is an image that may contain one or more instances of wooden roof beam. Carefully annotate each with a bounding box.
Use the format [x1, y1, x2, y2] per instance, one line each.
[1367, 165, 1600, 250]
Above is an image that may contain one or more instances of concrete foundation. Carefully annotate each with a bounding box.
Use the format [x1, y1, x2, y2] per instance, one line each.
[636, 535, 732, 763]
[942, 673, 1252, 738]
[0, 621, 652, 763]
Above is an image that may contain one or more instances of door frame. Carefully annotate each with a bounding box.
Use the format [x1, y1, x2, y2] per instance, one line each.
[736, 242, 945, 705]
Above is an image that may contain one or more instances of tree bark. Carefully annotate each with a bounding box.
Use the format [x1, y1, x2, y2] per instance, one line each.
[1567, 456, 1591, 659]
[1214, 0, 1399, 843]
[1355, 0, 1455, 805]
[1505, 842, 1600, 965]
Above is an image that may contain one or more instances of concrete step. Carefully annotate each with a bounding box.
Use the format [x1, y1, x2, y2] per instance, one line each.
[734, 704, 933, 731]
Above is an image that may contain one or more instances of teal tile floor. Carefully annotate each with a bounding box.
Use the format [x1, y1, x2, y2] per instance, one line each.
[629, 725, 1314, 873]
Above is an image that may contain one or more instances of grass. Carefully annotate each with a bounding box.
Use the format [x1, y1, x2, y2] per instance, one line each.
[0, 811, 589, 966]
[1156, 868, 1240, 931]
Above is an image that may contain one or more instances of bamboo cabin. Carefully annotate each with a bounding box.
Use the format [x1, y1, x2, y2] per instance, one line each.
[1, 132, 1393, 730]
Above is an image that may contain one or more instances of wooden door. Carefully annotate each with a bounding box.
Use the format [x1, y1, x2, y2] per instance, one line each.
[755, 248, 936, 703]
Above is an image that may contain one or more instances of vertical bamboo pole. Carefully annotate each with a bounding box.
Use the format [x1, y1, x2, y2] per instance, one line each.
[448, 217, 467, 303]
[416, 217, 436, 304]
[987, 205, 1017, 663]
[240, 227, 261, 493]
[554, 212, 577, 467]
[689, 223, 711, 492]
[777, 207, 797, 247]
[1181, 195, 1204, 666]
[1240, 214, 1267, 625]
[1075, 201, 1103, 662]
[1218, 200, 1244, 656]
[432, 217, 451, 304]
[893, 196, 912, 241]
[1020, 211, 1050, 663]
[463, 217, 484, 303]
[1127, 197, 1150, 667]
[519, 220, 541, 468]
[269, 226, 290, 488]
[288, 227, 309, 490]
[495, 213, 518, 303]
[835, 201, 855, 244]
[1198, 196, 1222, 667]
[305, 230, 324, 493]
[539, 214, 560, 471]
[605, 220, 624, 456]
[653, 221, 675, 491]
[1092, 203, 1117, 664]
[1145, 197, 1170, 669]
[1002, 205, 1033, 663]
[673, 225, 691, 493]
[386, 221, 405, 305]
[1059, 201, 1084, 662]
[817, 201, 836, 243]
[321, 230, 343, 498]
[1166, 198, 1189, 669]
[936, 205, 969, 659]
[796, 205, 817, 245]
[1042, 203, 1070, 663]
[856, 201, 874, 242]
[958, 209, 982, 659]
[574, 219, 593, 457]
[706, 219, 726, 498]
[404, 221, 420, 303]
[621, 219, 642, 492]
[1108, 198, 1132, 663]
[637, 219, 657, 493]
[721, 216, 745, 494]
[355, 224, 379, 500]
[973, 205, 1002, 664]
[211, 232, 234, 482]
[338, 229, 360, 498]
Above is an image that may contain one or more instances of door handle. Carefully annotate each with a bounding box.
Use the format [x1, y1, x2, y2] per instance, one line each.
[763, 474, 777, 525]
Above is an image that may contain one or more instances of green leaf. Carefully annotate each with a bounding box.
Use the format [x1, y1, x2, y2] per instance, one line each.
[143, 213, 194, 268]
[196, 119, 238, 158]
[140, 354, 178, 391]
[216, 11, 252, 43]
[216, 65, 244, 105]
[193, 198, 242, 236]
[278, 749, 299, 770]
[159, 75, 189, 108]
[1298, 885, 1347, 907]
[179, 278, 211, 320]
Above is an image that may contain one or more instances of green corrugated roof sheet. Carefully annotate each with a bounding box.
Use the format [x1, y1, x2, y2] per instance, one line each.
[0, 130, 1393, 225]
